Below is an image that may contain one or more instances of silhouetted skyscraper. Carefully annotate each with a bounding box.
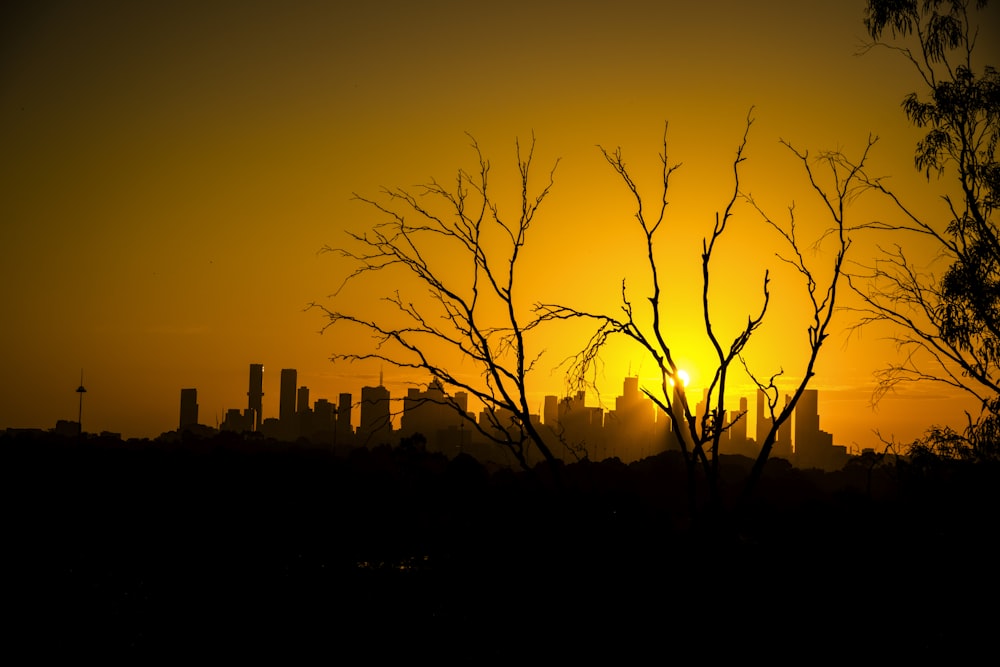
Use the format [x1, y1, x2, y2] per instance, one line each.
[297, 386, 309, 414]
[556, 390, 604, 459]
[756, 389, 772, 445]
[667, 381, 689, 451]
[221, 408, 254, 433]
[179, 388, 198, 430]
[695, 388, 711, 440]
[775, 394, 793, 459]
[610, 376, 655, 462]
[729, 396, 748, 448]
[336, 392, 353, 443]
[795, 389, 820, 457]
[543, 395, 559, 428]
[296, 385, 311, 437]
[359, 382, 391, 446]
[310, 398, 335, 438]
[280, 369, 297, 423]
[248, 364, 264, 431]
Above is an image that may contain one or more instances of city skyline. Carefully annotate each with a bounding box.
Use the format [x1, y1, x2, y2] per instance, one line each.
[2, 2, 996, 452]
[15, 362, 850, 470]
[0, 340, 978, 453]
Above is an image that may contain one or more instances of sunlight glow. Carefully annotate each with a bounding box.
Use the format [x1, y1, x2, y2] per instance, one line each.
[669, 369, 691, 388]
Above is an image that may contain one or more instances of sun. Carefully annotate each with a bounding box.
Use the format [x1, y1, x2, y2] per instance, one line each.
[669, 368, 691, 387]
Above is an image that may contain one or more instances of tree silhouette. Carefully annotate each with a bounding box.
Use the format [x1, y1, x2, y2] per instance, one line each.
[317, 115, 872, 499]
[534, 113, 867, 516]
[847, 0, 999, 460]
[314, 136, 564, 471]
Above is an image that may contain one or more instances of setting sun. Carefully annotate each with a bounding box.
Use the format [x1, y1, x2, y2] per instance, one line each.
[669, 369, 691, 388]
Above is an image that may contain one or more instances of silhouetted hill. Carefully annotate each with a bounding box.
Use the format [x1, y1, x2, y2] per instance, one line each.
[4, 431, 997, 659]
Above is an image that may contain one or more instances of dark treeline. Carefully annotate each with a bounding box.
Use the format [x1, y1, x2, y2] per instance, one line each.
[5, 430, 998, 659]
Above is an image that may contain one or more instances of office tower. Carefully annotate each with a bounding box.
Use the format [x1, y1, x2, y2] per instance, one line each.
[795, 389, 820, 456]
[179, 388, 199, 429]
[312, 398, 335, 435]
[623, 376, 639, 400]
[612, 376, 655, 461]
[279, 369, 297, 423]
[729, 396, 748, 447]
[336, 392, 353, 443]
[296, 386, 311, 438]
[667, 380, 689, 451]
[276, 369, 298, 440]
[221, 408, 254, 433]
[453, 390, 469, 415]
[359, 382, 391, 446]
[543, 395, 559, 428]
[794, 389, 843, 468]
[695, 388, 711, 439]
[248, 364, 264, 431]
[775, 395, 793, 459]
[296, 386, 310, 414]
[755, 389, 771, 445]
[556, 390, 603, 451]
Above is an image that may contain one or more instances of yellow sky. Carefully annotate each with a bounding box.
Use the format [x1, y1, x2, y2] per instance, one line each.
[2, 1, 997, 449]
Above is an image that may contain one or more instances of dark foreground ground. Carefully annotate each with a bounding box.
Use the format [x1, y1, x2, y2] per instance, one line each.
[5, 432, 998, 660]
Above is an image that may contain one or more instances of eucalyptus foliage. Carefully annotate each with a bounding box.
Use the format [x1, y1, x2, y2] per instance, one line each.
[859, 0, 999, 459]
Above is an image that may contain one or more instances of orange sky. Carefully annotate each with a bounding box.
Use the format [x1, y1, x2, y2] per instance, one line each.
[2, 1, 997, 450]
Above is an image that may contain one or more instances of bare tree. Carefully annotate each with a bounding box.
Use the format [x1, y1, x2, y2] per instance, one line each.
[846, 0, 999, 459]
[313, 135, 564, 471]
[534, 113, 865, 514]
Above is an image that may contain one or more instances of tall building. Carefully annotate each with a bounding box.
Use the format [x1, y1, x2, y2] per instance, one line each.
[728, 396, 749, 452]
[543, 395, 559, 428]
[310, 398, 335, 439]
[297, 386, 311, 438]
[296, 386, 310, 414]
[336, 392, 353, 444]
[666, 382, 690, 451]
[248, 364, 264, 431]
[775, 395, 793, 459]
[179, 388, 199, 430]
[279, 369, 297, 423]
[795, 389, 820, 457]
[556, 390, 605, 460]
[755, 389, 772, 445]
[401, 379, 469, 454]
[608, 376, 656, 462]
[695, 388, 707, 436]
[278, 369, 299, 440]
[791, 389, 845, 469]
[359, 382, 391, 446]
[220, 408, 254, 433]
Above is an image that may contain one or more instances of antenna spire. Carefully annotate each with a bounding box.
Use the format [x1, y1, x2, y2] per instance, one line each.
[75, 369, 87, 436]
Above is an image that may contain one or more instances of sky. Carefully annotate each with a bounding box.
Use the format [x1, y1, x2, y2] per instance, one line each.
[2, 0, 998, 450]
